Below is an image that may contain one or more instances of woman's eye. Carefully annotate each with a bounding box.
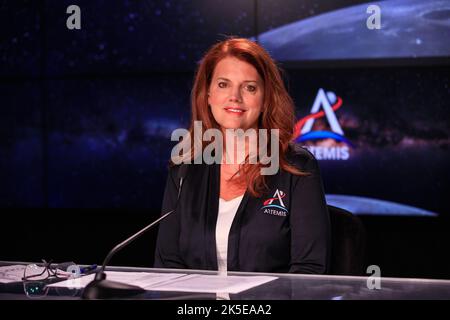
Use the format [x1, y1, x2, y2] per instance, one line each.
[246, 85, 257, 92]
[218, 82, 227, 88]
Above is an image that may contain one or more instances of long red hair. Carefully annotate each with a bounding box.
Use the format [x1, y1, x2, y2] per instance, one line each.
[177, 37, 305, 197]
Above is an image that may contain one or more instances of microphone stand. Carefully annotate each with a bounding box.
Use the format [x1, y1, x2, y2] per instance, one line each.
[82, 167, 187, 299]
[81, 210, 175, 299]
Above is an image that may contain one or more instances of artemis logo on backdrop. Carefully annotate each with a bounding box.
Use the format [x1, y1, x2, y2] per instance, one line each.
[293, 88, 352, 160]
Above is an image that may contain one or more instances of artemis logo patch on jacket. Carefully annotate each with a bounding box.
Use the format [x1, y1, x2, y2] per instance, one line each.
[261, 189, 288, 217]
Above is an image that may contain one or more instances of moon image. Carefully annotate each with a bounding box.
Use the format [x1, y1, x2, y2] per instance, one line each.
[325, 194, 438, 217]
[257, 0, 450, 60]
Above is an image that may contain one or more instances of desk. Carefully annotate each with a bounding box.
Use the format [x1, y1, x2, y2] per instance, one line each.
[1, 261, 450, 300]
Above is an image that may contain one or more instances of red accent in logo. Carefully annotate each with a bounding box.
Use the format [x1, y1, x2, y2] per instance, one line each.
[263, 193, 286, 206]
[293, 97, 343, 140]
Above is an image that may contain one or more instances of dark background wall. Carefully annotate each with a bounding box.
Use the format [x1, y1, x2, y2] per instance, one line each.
[1, 0, 449, 279]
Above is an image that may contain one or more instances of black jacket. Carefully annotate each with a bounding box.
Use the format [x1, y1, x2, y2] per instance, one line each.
[154, 144, 330, 274]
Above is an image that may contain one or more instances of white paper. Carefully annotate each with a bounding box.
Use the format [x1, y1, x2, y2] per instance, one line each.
[150, 274, 277, 294]
[48, 271, 277, 294]
[0, 265, 26, 283]
[47, 271, 187, 289]
[0, 264, 78, 283]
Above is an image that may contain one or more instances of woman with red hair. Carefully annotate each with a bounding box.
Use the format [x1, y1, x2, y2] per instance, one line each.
[155, 38, 330, 274]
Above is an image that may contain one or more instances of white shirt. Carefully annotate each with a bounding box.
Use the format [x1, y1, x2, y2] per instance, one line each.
[215, 195, 244, 274]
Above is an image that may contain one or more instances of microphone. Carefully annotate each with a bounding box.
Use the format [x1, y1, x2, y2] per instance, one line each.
[81, 164, 188, 299]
